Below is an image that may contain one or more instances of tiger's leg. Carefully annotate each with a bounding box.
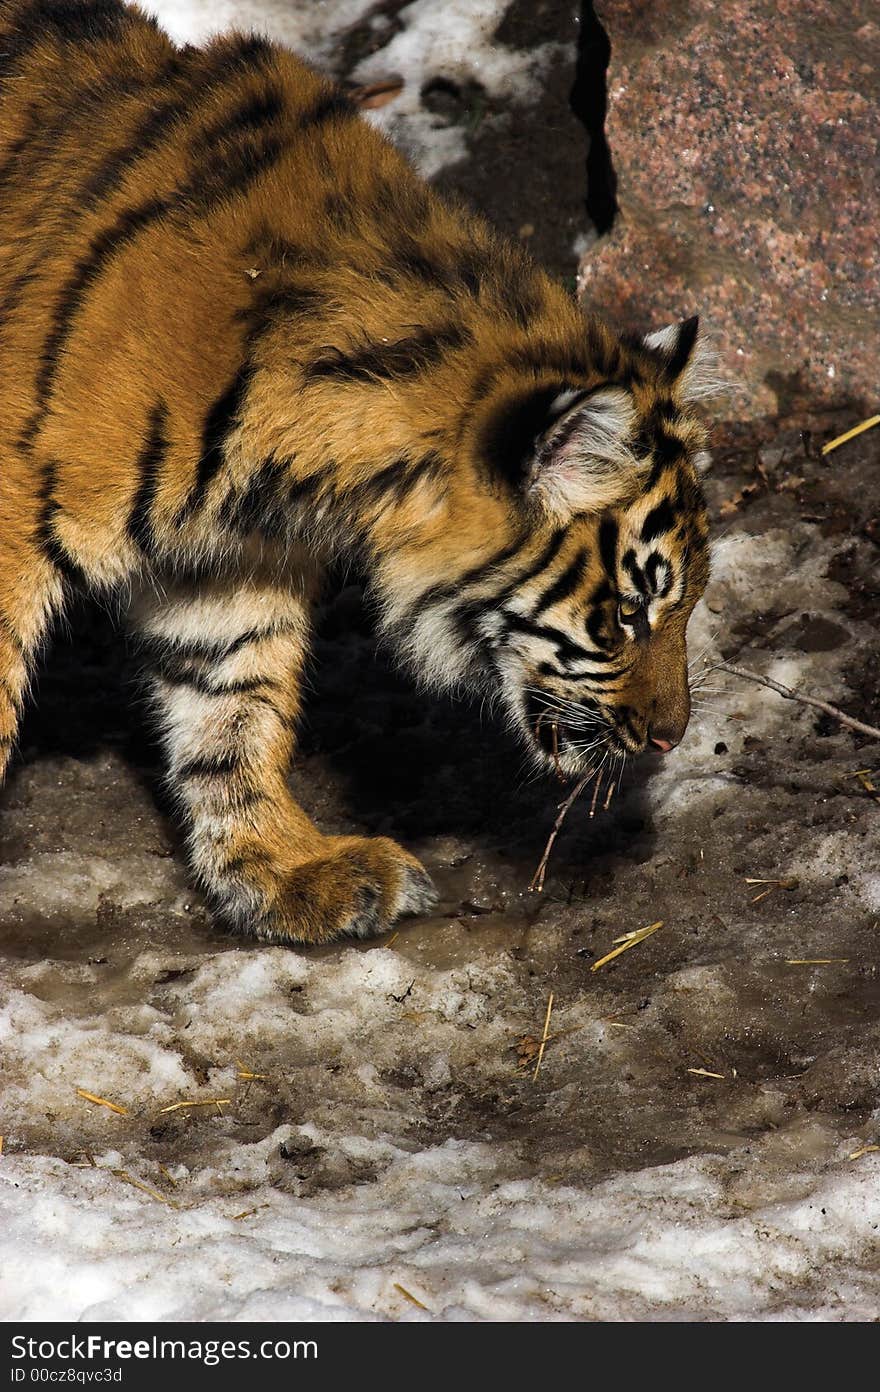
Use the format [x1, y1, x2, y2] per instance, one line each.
[131, 569, 436, 944]
[0, 520, 65, 783]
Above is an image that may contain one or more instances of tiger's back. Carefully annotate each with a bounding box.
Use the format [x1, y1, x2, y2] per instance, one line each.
[0, 0, 713, 944]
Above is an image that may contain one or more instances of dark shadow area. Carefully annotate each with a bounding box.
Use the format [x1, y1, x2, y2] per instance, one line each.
[571, 1, 618, 234]
[299, 581, 660, 887]
[17, 595, 152, 770]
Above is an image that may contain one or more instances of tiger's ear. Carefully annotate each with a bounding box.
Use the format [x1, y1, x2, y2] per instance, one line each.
[523, 385, 638, 520]
[643, 315, 723, 403]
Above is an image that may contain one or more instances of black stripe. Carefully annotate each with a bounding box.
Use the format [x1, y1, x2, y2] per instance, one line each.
[537, 662, 626, 684]
[503, 613, 591, 665]
[217, 848, 275, 880]
[154, 658, 281, 698]
[39, 0, 125, 43]
[299, 90, 356, 131]
[0, 267, 38, 334]
[533, 546, 590, 615]
[19, 197, 173, 447]
[196, 783, 267, 812]
[585, 606, 612, 652]
[342, 452, 446, 516]
[0, 2, 51, 82]
[176, 132, 286, 219]
[324, 190, 356, 233]
[175, 366, 252, 525]
[508, 343, 591, 380]
[667, 316, 699, 377]
[127, 401, 169, 553]
[0, 0, 123, 72]
[177, 753, 241, 781]
[236, 282, 327, 338]
[306, 325, 469, 385]
[385, 240, 458, 295]
[0, 55, 187, 347]
[620, 548, 649, 597]
[408, 532, 532, 621]
[598, 517, 619, 578]
[368, 175, 432, 233]
[644, 454, 673, 493]
[506, 529, 569, 595]
[652, 427, 683, 468]
[287, 465, 332, 513]
[78, 67, 202, 212]
[219, 452, 291, 537]
[641, 497, 677, 543]
[190, 87, 284, 154]
[34, 459, 81, 583]
[0, 98, 46, 199]
[140, 622, 295, 669]
[550, 665, 623, 685]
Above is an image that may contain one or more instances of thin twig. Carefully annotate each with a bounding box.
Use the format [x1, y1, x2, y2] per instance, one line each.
[532, 992, 555, 1081]
[718, 664, 880, 742]
[529, 768, 595, 893]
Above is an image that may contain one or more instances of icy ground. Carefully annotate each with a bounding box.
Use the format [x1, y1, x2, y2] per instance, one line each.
[2, 1, 880, 1323]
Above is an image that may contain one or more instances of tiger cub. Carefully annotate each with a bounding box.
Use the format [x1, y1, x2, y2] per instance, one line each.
[0, 0, 713, 944]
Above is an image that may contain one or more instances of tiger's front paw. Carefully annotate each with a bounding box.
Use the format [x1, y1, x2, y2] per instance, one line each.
[253, 835, 437, 945]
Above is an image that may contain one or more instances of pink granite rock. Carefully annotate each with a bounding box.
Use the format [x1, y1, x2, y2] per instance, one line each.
[578, 0, 879, 423]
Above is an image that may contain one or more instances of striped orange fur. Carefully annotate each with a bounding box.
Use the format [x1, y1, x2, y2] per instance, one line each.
[0, 1, 714, 942]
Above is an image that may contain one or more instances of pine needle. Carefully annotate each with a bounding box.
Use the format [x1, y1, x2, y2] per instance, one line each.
[591, 921, 663, 972]
[532, 992, 555, 1080]
[393, 1282, 430, 1312]
[113, 1169, 178, 1209]
[158, 1098, 232, 1114]
[235, 1058, 270, 1081]
[785, 958, 850, 965]
[821, 415, 880, 455]
[688, 1067, 726, 1080]
[76, 1088, 129, 1116]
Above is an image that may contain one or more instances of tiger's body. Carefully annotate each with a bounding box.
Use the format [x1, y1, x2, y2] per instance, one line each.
[0, 0, 713, 944]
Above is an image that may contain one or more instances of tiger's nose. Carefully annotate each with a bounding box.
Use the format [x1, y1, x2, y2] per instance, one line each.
[650, 735, 674, 753]
[648, 723, 685, 753]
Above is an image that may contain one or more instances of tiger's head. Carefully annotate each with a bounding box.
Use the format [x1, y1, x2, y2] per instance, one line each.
[388, 315, 715, 778]
[485, 317, 713, 774]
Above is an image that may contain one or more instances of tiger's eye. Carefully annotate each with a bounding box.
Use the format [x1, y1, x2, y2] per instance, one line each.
[618, 599, 642, 625]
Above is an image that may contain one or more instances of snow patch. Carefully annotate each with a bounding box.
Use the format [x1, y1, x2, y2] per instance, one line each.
[354, 1, 563, 177]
